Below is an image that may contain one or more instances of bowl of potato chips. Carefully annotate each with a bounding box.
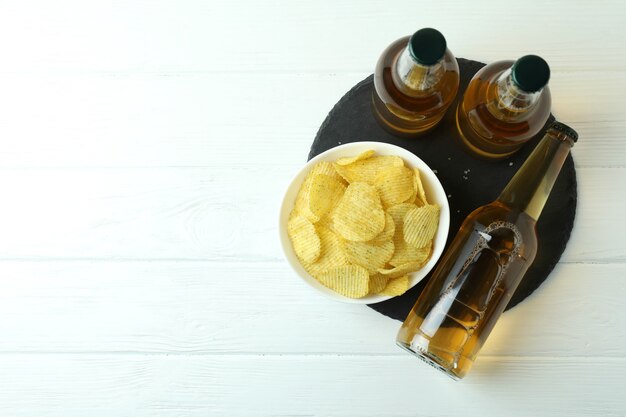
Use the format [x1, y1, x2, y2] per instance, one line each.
[279, 142, 450, 304]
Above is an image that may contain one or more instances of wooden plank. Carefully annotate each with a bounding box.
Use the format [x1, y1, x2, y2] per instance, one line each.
[0, 167, 621, 262]
[0, 261, 622, 357]
[0, 0, 624, 73]
[0, 73, 622, 169]
[0, 353, 622, 417]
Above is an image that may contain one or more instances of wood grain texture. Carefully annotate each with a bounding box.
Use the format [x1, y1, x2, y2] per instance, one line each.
[0, 0, 624, 73]
[0, 354, 623, 417]
[0, 262, 623, 358]
[0, 73, 623, 168]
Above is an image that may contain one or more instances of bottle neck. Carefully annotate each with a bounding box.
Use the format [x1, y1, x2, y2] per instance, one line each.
[486, 68, 542, 120]
[392, 46, 445, 95]
[498, 128, 575, 220]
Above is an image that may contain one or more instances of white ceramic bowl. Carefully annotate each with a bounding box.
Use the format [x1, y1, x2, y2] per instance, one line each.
[279, 141, 450, 304]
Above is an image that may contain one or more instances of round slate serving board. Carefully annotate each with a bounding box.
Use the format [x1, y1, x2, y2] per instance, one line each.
[309, 58, 577, 322]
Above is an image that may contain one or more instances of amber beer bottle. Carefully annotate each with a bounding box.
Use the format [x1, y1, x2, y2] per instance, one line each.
[396, 122, 578, 380]
[372, 28, 460, 137]
[456, 55, 552, 159]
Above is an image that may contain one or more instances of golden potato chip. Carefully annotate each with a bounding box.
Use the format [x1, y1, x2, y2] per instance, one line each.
[309, 174, 347, 220]
[389, 240, 431, 267]
[334, 155, 404, 185]
[335, 149, 376, 166]
[413, 168, 428, 206]
[387, 203, 419, 230]
[380, 275, 410, 296]
[333, 182, 385, 242]
[305, 226, 348, 277]
[378, 262, 422, 279]
[403, 204, 440, 248]
[311, 161, 343, 180]
[287, 215, 321, 264]
[387, 204, 415, 258]
[341, 239, 394, 273]
[374, 165, 415, 207]
[385, 202, 431, 266]
[294, 161, 344, 223]
[316, 265, 370, 298]
[370, 212, 395, 244]
[368, 273, 388, 294]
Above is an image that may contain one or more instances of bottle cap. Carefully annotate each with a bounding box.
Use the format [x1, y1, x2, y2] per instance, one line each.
[511, 55, 550, 92]
[549, 121, 578, 142]
[408, 28, 447, 66]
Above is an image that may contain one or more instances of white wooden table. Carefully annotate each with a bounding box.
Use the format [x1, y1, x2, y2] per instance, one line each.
[0, 1, 624, 416]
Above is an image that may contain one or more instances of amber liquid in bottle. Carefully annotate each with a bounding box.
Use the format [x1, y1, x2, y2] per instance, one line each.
[456, 59, 551, 160]
[372, 34, 459, 137]
[397, 123, 577, 380]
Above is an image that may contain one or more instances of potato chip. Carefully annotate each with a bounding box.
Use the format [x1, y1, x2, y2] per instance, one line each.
[341, 239, 394, 273]
[413, 168, 428, 206]
[305, 226, 348, 277]
[370, 212, 395, 244]
[334, 155, 404, 185]
[389, 240, 431, 267]
[387, 203, 419, 230]
[374, 165, 415, 207]
[287, 215, 321, 264]
[316, 265, 370, 298]
[386, 202, 431, 266]
[311, 161, 343, 180]
[294, 161, 344, 223]
[309, 174, 346, 220]
[406, 168, 423, 207]
[335, 149, 376, 166]
[403, 204, 440, 248]
[333, 182, 385, 242]
[368, 273, 388, 294]
[378, 262, 422, 279]
[380, 275, 410, 296]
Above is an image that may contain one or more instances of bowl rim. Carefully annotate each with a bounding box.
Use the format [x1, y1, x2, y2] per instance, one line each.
[278, 141, 450, 304]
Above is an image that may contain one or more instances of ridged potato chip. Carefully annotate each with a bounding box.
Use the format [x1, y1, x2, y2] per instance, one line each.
[335, 149, 376, 166]
[374, 165, 415, 207]
[389, 240, 431, 267]
[387, 203, 419, 229]
[309, 174, 347, 220]
[316, 265, 370, 298]
[305, 226, 348, 277]
[386, 203, 420, 266]
[378, 262, 422, 279]
[370, 212, 395, 244]
[287, 215, 321, 264]
[368, 273, 389, 294]
[413, 168, 428, 206]
[294, 161, 344, 223]
[333, 182, 385, 242]
[380, 275, 410, 296]
[341, 239, 394, 273]
[403, 204, 440, 248]
[334, 155, 404, 185]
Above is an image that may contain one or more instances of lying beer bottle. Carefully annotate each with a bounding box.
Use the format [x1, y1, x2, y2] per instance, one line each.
[396, 122, 578, 379]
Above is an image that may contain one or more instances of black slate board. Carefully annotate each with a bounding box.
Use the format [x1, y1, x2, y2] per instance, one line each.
[309, 58, 577, 321]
